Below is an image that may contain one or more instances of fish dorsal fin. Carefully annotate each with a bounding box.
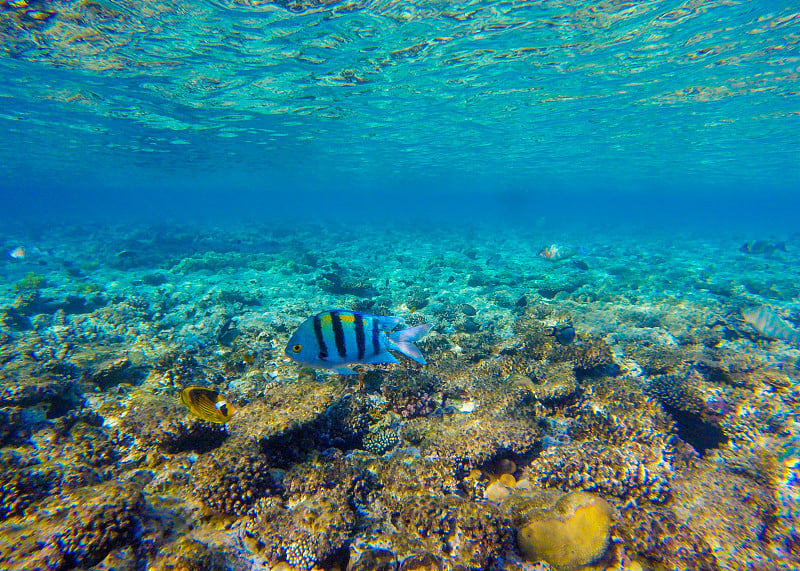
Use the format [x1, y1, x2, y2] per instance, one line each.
[373, 315, 403, 331]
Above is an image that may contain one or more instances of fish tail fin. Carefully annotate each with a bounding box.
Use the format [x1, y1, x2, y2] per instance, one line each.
[388, 323, 432, 364]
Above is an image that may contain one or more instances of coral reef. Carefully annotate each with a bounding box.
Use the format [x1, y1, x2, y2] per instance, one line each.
[0, 481, 143, 570]
[350, 491, 507, 570]
[192, 442, 281, 516]
[240, 489, 355, 570]
[526, 440, 671, 503]
[0, 222, 798, 570]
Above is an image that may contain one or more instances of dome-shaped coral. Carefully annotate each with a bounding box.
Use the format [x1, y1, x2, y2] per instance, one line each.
[516, 491, 613, 570]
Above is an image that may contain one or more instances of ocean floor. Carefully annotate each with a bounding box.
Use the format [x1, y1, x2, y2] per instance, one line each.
[0, 220, 798, 571]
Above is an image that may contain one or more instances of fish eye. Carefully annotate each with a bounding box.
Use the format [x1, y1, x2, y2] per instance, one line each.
[292, 344, 302, 353]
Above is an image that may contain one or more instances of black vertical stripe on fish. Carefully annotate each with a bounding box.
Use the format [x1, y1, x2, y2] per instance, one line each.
[314, 313, 328, 360]
[331, 310, 348, 358]
[355, 312, 366, 360]
[371, 317, 380, 356]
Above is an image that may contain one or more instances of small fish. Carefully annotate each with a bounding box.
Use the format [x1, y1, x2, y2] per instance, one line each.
[571, 260, 589, 271]
[549, 323, 576, 345]
[741, 306, 800, 345]
[285, 309, 432, 375]
[538, 244, 578, 261]
[739, 240, 786, 255]
[180, 386, 236, 423]
[8, 245, 50, 259]
[8, 246, 26, 259]
[25, 9, 55, 20]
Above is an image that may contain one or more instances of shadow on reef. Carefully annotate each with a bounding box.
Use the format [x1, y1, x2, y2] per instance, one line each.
[645, 372, 728, 456]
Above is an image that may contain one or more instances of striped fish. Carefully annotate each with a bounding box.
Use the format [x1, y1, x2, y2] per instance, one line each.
[180, 386, 236, 423]
[285, 309, 432, 375]
[741, 306, 800, 345]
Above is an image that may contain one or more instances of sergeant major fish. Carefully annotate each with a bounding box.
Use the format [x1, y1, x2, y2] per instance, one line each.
[741, 305, 800, 346]
[286, 309, 432, 375]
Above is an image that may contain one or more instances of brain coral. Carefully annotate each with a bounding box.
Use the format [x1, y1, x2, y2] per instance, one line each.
[516, 491, 613, 570]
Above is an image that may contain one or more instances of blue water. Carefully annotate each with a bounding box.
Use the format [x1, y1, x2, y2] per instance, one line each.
[1, 0, 799, 228]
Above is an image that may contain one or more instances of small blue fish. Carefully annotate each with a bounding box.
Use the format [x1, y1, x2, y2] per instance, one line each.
[285, 309, 432, 375]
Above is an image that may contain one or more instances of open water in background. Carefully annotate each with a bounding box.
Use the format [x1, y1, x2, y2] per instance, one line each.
[1, 0, 798, 230]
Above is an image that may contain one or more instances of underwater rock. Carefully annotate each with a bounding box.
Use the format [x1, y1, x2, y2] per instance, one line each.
[0, 306, 30, 330]
[417, 411, 541, 478]
[346, 547, 396, 571]
[467, 272, 489, 287]
[62, 421, 119, 469]
[515, 491, 613, 570]
[317, 270, 377, 298]
[141, 272, 168, 286]
[149, 537, 227, 571]
[558, 338, 616, 376]
[88, 355, 144, 389]
[645, 373, 727, 455]
[645, 373, 706, 415]
[0, 405, 48, 445]
[617, 505, 719, 571]
[0, 373, 82, 419]
[662, 458, 782, 569]
[382, 371, 440, 419]
[0, 449, 60, 520]
[564, 384, 675, 449]
[629, 344, 685, 375]
[152, 349, 202, 384]
[406, 288, 430, 311]
[484, 473, 517, 504]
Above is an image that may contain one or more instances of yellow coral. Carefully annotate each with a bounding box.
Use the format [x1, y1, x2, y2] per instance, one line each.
[517, 491, 613, 571]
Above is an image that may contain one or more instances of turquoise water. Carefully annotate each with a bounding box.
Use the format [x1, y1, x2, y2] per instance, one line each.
[2, 2, 800, 570]
[2, 0, 799, 222]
